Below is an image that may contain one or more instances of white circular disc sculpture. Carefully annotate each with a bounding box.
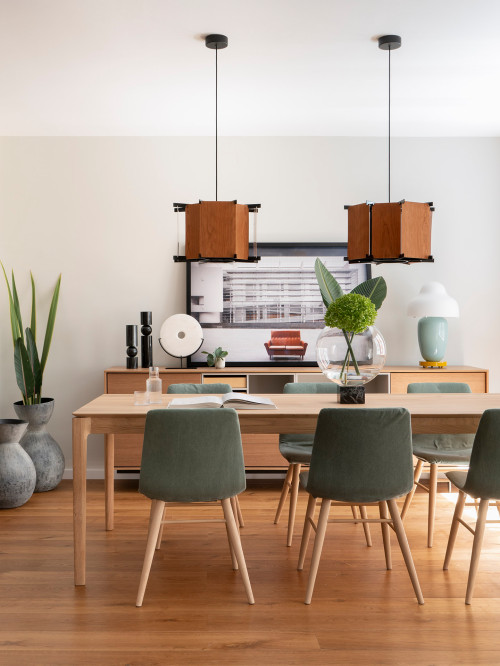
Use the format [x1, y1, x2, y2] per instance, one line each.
[159, 314, 204, 358]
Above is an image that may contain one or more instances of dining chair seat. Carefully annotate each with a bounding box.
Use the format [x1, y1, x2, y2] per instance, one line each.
[412, 433, 474, 464]
[278, 434, 317, 464]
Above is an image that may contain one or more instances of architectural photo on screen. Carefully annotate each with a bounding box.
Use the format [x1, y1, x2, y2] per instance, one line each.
[188, 243, 370, 366]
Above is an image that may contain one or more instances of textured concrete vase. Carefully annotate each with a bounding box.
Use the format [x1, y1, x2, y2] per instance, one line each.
[0, 419, 36, 508]
[13, 398, 65, 493]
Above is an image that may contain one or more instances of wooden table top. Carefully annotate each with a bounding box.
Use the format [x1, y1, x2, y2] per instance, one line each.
[73, 392, 500, 436]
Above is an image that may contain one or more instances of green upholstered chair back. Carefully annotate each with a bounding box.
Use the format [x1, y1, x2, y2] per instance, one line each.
[306, 408, 414, 503]
[407, 382, 472, 394]
[462, 409, 500, 499]
[139, 409, 246, 503]
[283, 382, 339, 394]
[167, 383, 232, 394]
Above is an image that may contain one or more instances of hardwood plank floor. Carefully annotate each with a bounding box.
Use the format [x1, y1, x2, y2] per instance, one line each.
[1, 479, 500, 665]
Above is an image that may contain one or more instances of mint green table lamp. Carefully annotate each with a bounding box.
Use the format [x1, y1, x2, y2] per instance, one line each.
[407, 282, 459, 368]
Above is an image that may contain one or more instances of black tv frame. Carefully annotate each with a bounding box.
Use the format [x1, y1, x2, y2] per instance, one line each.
[186, 242, 371, 368]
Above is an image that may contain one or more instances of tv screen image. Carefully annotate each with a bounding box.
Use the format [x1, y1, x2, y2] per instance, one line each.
[187, 243, 371, 367]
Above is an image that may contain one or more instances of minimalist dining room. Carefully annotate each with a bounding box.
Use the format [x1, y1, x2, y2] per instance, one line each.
[2, 1, 500, 665]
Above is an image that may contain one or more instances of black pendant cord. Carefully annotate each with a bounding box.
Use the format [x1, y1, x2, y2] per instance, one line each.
[215, 47, 218, 201]
[388, 45, 391, 203]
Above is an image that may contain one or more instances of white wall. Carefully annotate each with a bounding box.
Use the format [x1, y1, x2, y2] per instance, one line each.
[1, 136, 499, 475]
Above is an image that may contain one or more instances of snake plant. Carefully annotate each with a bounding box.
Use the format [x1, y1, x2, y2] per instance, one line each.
[1, 262, 61, 404]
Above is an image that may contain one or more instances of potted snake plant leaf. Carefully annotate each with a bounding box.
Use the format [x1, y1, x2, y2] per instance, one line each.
[1, 263, 64, 492]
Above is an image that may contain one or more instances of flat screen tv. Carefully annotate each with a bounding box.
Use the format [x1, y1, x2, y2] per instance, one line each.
[186, 242, 371, 367]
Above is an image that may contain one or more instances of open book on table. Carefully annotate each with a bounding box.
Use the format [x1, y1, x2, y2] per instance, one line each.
[167, 392, 277, 410]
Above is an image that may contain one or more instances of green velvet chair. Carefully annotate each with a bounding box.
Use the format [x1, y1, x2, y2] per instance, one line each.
[443, 409, 500, 604]
[136, 408, 254, 607]
[275, 382, 362, 548]
[166, 382, 244, 530]
[297, 407, 424, 605]
[402, 382, 474, 547]
[167, 383, 232, 394]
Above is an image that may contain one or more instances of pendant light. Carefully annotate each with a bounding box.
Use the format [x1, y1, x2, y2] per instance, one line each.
[346, 35, 434, 264]
[173, 34, 260, 263]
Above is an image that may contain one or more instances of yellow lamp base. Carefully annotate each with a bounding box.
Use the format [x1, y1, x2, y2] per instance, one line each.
[419, 361, 447, 368]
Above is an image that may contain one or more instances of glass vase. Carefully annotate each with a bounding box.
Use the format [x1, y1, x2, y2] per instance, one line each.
[316, 326, 386, 387]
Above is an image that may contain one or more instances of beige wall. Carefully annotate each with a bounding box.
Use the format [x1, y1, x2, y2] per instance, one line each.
[1, 136, 499, 475]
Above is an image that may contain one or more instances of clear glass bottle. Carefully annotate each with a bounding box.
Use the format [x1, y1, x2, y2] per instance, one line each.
[146, 367, 162, 404]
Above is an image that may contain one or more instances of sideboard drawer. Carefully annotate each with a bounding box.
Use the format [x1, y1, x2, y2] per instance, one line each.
[390, 372, 487, 394]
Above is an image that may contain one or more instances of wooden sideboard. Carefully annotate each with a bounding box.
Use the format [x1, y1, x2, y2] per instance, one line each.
[104, 365, 488, 471]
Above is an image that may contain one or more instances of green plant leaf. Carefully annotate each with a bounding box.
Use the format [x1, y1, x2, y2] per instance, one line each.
[14, 337, 35, 404]
[11, 271, 24, 345]
[206, 353, 215, 366]
[220, 351, 228, 358]
[214, 347, 222, 357]
[1, 261, 21, 344]
[351, 277, 387, 310]
[30, 272, 36, 342]
[315, 258, 343, 307]
[40, 274, 61, 373]
[26, 327, 42, 399]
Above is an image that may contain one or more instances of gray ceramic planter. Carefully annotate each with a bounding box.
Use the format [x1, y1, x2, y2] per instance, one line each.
[13, 398, 65, 493]
[0, 419, 36, 508]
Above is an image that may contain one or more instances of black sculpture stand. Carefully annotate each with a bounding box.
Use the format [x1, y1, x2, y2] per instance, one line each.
[126, 324, 138, 369]
[339, 386, 365, 404]
[140, 311, 153, 368]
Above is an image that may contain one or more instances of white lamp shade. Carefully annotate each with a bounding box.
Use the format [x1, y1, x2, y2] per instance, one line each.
[407, 282, 459, 318]
[159, 314, 203, 357]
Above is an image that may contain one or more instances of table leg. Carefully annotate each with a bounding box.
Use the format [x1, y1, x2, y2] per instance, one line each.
[105, 434, 115, 531]
[73, 417, 90, 586]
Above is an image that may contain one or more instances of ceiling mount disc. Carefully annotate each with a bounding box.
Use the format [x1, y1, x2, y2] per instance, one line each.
[205, 34, 228, 49]
[378, 35, 402, 50]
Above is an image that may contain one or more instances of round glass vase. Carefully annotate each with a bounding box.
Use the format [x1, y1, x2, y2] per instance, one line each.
[316, 325, 387, 388]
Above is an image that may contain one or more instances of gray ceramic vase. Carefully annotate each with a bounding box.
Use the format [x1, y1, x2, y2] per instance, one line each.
[13, 398, 65, 493]
[0, 419, 36, 508]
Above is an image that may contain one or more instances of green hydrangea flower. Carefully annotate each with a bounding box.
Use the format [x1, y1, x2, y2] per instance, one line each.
[324, 293, 377, 333]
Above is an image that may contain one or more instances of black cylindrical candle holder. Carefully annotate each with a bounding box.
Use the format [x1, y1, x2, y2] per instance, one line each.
[126, 324, 138, 369]
[140, 311, 153, 368]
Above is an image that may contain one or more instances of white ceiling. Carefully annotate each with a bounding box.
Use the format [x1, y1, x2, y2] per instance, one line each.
[1, 0, 500, 136]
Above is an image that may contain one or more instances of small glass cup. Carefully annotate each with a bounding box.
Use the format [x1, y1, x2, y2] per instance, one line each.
[134, 391, 150, 406]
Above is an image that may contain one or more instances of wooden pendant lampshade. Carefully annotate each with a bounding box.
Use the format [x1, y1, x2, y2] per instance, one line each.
[346, 36, 434, 265]
[173, 34, 260, 263]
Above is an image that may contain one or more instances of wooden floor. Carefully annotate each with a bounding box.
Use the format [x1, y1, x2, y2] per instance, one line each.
[2, 480, 500, 665]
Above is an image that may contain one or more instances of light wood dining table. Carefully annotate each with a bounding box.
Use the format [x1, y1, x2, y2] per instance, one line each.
[72, 391, 500, 585]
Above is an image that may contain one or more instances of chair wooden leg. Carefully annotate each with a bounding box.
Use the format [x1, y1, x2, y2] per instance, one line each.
[351, 505, 359, 522]
[230, 496, 244, 529]
[428, 463, 438, 547]
[297, 494, 317, 570]
[443, 490, 466, 570]
[287, 463, 301, 547]
[304, 499, 331, 605]
[465, 497, 489, 605]
[221, 498, 255, 604]
[136, 499, 165, 607]
[358, 505, 372, 547]
[155, 506, 166, 550]
[379, 501, 392, 570]
[234, 495, 244, 528]
[387, 499, 424, 605]
[401, 459, 424, 520]
[274, 465, 293, 524]
[225, 519, 239, 571]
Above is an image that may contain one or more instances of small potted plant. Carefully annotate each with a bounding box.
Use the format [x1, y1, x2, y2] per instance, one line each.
[202, 346, 228, 369]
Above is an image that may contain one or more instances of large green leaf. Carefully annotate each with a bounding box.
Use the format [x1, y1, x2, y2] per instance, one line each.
[351, 276, 387, 310]
[26, 327, 42, 399]
[11, 272, 24, 344]
[315, 258, 343, 307]
[14, 337, 35, 404]
[40, 274, 61, 373]
[1, 261, 21, 344]
[30, 272, 36, 342]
